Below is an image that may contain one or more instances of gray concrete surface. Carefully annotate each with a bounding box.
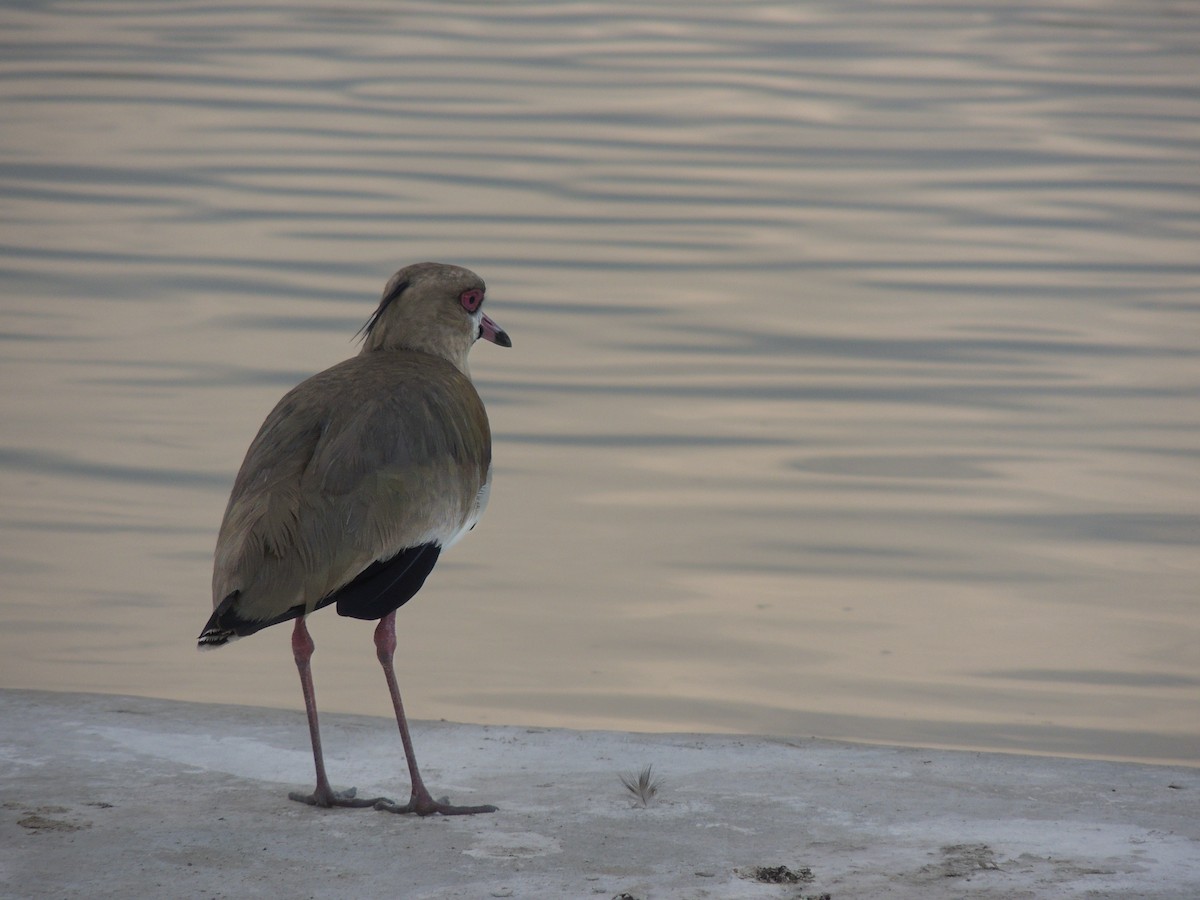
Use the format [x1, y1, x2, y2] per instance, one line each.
[1, 690, 1197, 898]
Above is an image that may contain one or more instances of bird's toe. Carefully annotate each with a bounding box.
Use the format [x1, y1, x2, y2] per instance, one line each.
[374, 792, 497, 816]
[289, 786, 391, 809]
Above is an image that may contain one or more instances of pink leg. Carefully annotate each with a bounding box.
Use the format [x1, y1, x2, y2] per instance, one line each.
[287, 617, 387, 809]
[372, 611, 496, 816]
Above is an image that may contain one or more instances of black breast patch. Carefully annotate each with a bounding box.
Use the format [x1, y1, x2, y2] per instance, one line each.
[328, 542, 442, 621]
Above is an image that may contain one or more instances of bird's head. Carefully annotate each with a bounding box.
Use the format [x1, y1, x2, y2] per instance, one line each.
[358, 262, 511, 371]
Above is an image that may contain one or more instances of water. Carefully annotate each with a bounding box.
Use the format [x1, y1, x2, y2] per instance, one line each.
[2, 0, 1198, 766]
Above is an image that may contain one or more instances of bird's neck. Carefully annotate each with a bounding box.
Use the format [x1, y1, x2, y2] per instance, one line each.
[358, 340, 473, 379]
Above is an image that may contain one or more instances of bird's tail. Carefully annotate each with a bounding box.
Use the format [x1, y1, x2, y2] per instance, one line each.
[197, 627, 236, 650]
[197, 591, 241, 650]
[197, 590, 305, 649]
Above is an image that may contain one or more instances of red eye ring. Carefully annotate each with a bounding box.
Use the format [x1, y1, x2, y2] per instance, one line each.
[460, 288, 483, 313]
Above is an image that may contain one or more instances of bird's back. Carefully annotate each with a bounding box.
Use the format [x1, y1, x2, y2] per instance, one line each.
[203, 349, 491, 644]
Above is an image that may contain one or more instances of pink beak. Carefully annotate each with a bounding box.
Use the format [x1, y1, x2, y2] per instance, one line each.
[479, 313, 512, 347]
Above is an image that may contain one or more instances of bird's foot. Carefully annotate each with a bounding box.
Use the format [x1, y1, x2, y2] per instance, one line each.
[288, 786, 393, 809]
[374, 788, 497, 817]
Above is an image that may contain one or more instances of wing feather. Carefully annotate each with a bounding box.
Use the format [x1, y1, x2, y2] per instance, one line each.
[210, 351, 490, 633]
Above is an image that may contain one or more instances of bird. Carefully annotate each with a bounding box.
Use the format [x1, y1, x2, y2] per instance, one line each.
[198, 262, 510, 816]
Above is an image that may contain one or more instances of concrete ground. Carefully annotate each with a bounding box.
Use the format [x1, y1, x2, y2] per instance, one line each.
[1, 689, 1197, 899]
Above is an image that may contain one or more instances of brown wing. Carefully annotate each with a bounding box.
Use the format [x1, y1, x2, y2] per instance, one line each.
[206, 351, 490, 640]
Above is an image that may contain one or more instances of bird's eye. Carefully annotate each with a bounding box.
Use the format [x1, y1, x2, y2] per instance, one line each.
[460, 289, 483, 313]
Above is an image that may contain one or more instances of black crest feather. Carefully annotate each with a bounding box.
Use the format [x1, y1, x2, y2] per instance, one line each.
[356, 278, 409, 342]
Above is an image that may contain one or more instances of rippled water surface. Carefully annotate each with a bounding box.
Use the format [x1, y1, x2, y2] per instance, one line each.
[2, 1, 1198, 765]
